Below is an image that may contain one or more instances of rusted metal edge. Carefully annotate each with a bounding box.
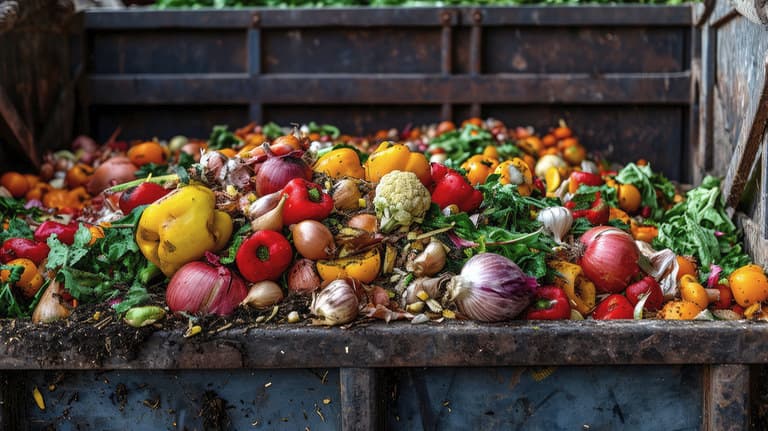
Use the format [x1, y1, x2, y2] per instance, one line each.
[458, 5, 692, 26]
[703, 364, 751, 431]
[86, 73, 691, 105]
[3, 320, 768, 370]
[82, 6, 691, 30]
[722, 56, 768, 208]
[83, 8, 459, 29]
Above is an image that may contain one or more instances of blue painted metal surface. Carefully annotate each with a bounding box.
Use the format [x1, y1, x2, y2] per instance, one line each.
[387, 366, 703, 431]
[23, 369, 340, 430]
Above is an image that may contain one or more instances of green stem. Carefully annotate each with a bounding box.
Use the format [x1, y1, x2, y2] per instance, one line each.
[104, 174, 179, 193]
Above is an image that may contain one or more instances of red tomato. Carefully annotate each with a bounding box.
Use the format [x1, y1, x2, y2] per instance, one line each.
[592, 294, 634, 320]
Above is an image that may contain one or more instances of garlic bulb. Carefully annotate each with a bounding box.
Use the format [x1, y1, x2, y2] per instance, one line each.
[242, 281, 285, 309]
[537, 206, 573, 244]
[310, 279, 360, 326]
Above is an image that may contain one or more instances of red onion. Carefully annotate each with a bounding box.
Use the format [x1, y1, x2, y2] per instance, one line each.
[447, 253, 537, 322]
[166, 254, 247, 316]
[254, 145, 312, 196]
[579, 226, 640, 294]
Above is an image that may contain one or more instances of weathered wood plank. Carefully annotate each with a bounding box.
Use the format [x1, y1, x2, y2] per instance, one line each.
[340, 368, 379, 431]
[4, 321, 768, 370]
[737, 212, 768, 269]
[87, 73, 691, 105]
[722, 55, 768, 208]
[704, 364, 750, 431]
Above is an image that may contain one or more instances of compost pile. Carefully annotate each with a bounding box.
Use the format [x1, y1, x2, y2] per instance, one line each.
[1, 118, 765, 352]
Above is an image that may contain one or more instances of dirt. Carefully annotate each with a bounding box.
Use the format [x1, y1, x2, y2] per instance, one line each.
[0, 291, 314, 366]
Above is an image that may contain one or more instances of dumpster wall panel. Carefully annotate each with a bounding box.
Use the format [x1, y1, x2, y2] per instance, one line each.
[88, 30, 247, 74]
[80, 7, 692, 181]
[387, 366, 703, 430]
[22, 369, 341, 431]
[483, 27, 687, 74]
[90, 105, 250, 143]
[483, 104, 684, 177]
[262, 28, 443, 74]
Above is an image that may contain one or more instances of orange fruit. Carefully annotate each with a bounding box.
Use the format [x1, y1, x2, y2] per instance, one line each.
[617, 183, 642, 214]
[127, 141, 167, 167]
[729, 264, 768, 307]
[0, 258, 44, 299]
[676, 255, 697, 281]
[1, 172, 30, 198]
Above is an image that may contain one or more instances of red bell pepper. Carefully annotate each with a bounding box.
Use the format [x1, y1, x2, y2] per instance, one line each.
[592, 294, 634, 320]
[570, 192, 609, 225]
[625, 276, 664, 311]
[282, 178, 334, 226]
[34, 220, 80, 245]
[569, 171, 603, 190]
[235, 230, 293, 282]
[714, 284, 733, 309]
[525, 286, 571, 320]
[0, 238, 50, 266]
[429, 163, 483, 213]
[118, 182, 171, 215]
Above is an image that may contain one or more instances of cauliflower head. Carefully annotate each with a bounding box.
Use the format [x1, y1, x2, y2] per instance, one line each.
[373, 170, 432, 234]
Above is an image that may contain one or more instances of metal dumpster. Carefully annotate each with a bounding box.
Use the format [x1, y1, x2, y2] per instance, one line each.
[1, 0, 767, 429]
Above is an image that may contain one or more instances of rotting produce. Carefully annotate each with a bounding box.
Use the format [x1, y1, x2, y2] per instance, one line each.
[0, 117, 765, 333]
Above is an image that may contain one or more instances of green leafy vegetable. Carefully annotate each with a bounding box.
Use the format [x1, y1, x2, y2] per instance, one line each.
[208, 125, 241, 150]
[654, 176, 750, 281]
[428, 125, 496, 168]
[616, 163, 674, 220]
[0, 217, 35, 243]
[44, 212, 158, 313]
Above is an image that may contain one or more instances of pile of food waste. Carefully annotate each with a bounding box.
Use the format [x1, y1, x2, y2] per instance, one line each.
[1, 118, 764, 336]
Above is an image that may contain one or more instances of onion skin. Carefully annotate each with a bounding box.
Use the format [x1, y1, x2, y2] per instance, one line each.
[287, 258, 322, 294]
[448, 253, 537, 322]
[87, 157, 138, 195]
[166, 261, 247, 316]
[241, 281, 284, 309]
[290, 220, 336, 260]
[579, 226, 640, 294]
[254, 149, 312, 197]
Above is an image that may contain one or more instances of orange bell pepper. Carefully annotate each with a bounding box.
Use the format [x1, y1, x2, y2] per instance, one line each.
[364, 141, 430, 186]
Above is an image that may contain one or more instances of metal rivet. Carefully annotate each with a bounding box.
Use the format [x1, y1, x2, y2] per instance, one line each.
[252, 13, 261, 26]
[441, 11, 452, 24]
[473, 11, 482, 23]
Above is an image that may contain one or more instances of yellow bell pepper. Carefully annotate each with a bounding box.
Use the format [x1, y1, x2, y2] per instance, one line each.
[136, 184, 233, 277]
[313, 148, 365, 179]
[364, 141, 430, 186]
[494, 157, 533, 196]
[549, 260, 596, 315]
[461, 154, 499, 186]
[316, 248, 381, 284]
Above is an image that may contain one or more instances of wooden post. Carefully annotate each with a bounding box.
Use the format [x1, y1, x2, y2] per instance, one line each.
[340, 368, 379, 431]
[704, 364, 750, 431]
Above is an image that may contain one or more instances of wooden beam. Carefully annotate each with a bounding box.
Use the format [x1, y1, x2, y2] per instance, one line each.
[0, 84, 37, 168]
[722, 56, 768, 208]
